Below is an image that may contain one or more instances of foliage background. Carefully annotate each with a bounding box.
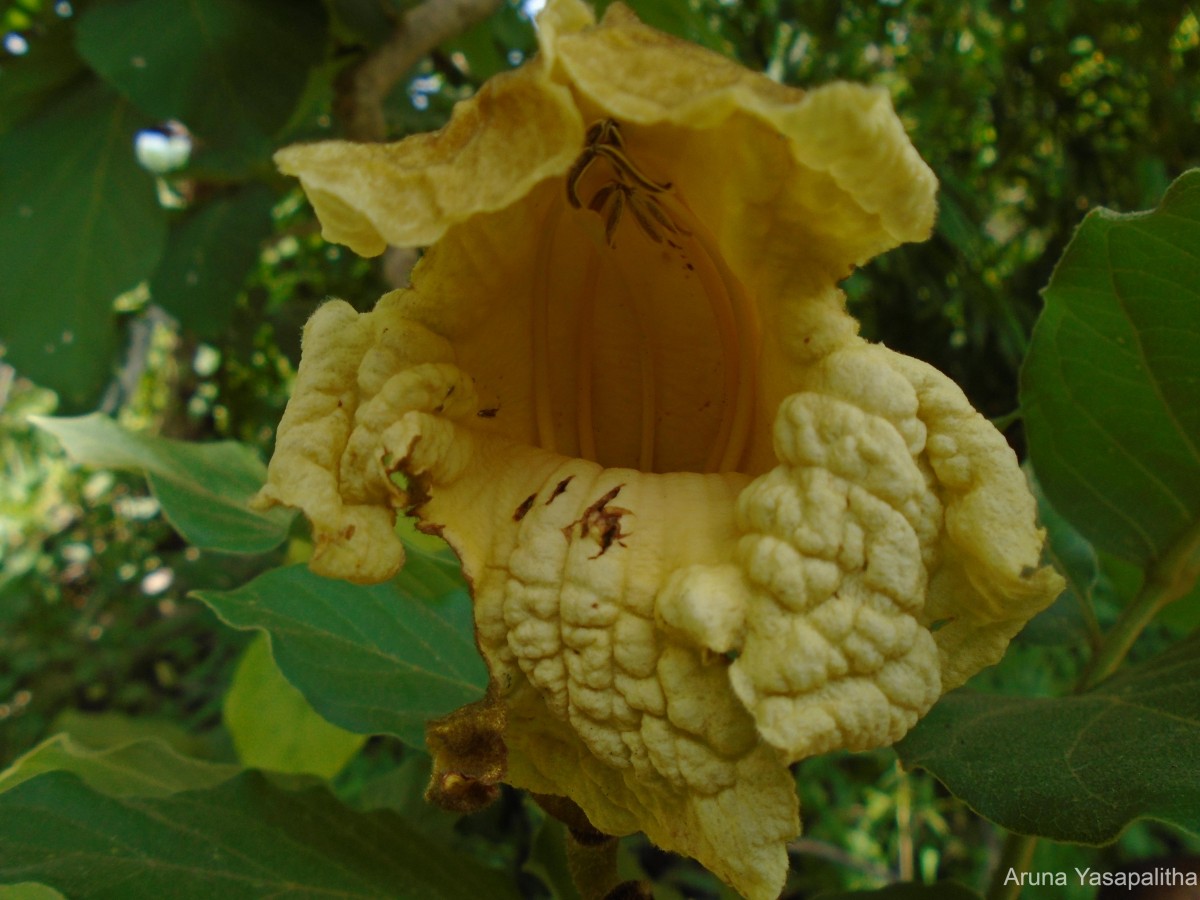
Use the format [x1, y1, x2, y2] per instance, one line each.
[1, 0, 1198, 898]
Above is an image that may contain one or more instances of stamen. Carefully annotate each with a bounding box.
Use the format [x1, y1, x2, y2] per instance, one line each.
[588, 183, 620, 212]
[565, 148, 597, 208]
[603, 187, 625, 247]
[594, 144, 672, 194]
[638, 193, 689, 237]
[626, 194, 664, 243]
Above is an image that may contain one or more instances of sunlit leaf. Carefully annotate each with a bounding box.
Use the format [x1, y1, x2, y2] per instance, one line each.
[194, 559, 487, 749]
[0, 884, 64, 900]
[223, 634, 366, 779]
[897, 633, 1200, 843]
[31, 413, 292, 553]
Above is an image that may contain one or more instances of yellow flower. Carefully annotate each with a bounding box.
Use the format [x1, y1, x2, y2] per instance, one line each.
[256, 2, 1064, 896]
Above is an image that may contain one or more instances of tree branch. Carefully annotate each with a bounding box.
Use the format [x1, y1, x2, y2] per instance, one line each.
[336, 0, 505, 142]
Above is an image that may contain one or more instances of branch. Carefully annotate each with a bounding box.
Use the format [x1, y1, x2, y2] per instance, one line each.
[336, 0, 505, 142]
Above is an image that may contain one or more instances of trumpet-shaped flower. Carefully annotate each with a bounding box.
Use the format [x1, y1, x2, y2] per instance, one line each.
[256, 2, 1064, 896]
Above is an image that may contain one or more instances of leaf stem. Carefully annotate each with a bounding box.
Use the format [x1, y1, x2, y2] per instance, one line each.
[1078, 517, 1200, 691]
[985, 831, 1038, 900]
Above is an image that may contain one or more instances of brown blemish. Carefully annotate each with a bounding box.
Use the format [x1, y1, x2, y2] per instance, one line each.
[477, 407, 499, 418]
[434, 384, 455, 413]
[562, 484, 632, 558]
[513, 492, 538, 521]
[545, 475, 575, 505]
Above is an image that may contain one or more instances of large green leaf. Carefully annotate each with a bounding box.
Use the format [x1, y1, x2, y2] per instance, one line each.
[0, 81, 166, 410]
[31, 413, 292, 554]
[1021, 170, 1200, 567]
[0, 771, 521, 900]
[75, 0, 328, 172]
[194, 557, 488, 749]
[150, 185, 276, 338]
[223, 634, 366, 779]
[0, 735, 237, 799]
[896, 633, 1200, 843]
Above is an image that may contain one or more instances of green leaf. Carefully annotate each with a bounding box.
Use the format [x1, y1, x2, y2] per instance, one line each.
[818, 884, 981, 900]
[0, 81, 166, 411]
[48, 710, 215, 761]
[1022, 469, 1101, 646]
[224, 634, 366, 779]
[896, 633, 1200, 843]
[0, 770, 522, 900]
[31, 413, 292, 554]
[325, 0, 396, 47]
[75, 0, 328, 172]
[0, 15, 86, 135]
[1160, 577, 1200, 636]
[193, 559, 488, 749]
[0, 734, 237, 799]
[150, 185, 276, 338]
[356, 753, 460, 840]
[1022, 170, 1200, 567]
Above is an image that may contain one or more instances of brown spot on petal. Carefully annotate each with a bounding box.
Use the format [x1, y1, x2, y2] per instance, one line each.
[563, 484, 631, 557]
[545, 475, 574, 505]
[514, 492, 538, 521]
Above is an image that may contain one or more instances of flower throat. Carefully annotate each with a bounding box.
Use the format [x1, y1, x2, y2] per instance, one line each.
[531, 119, 759, 476]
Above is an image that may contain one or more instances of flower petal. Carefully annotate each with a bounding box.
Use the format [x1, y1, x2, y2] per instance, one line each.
[274, 63, 584, 256]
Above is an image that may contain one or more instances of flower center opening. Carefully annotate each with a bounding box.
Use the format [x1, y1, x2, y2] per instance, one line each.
[530, 162, 760, 476]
